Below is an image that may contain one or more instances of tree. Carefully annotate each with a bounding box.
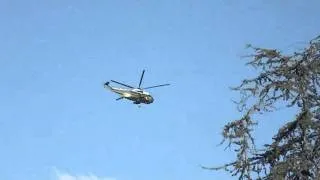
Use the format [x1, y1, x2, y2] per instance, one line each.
[204, 35, 320, 179]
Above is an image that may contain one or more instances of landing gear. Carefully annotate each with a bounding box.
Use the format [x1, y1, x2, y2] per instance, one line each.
[133, 101, 142, 108]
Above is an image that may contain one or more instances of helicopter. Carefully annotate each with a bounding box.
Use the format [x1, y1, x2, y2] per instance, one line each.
[104, 70, 170, 105]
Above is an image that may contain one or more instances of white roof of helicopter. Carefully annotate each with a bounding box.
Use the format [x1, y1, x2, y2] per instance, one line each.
[131, 88, 150, 95]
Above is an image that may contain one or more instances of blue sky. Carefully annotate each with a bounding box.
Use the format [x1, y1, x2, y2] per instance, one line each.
[0, 0, 320, 179]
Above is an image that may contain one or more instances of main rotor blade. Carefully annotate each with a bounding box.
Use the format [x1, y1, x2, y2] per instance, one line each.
[138, 69, 145, 88]
[111, 80, 134, 88]
[143, 84, 170, 89]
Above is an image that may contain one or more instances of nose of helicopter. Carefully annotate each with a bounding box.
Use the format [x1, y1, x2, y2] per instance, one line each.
[146, 95, 154, 103]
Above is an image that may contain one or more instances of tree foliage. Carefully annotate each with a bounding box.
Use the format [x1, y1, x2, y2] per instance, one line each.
[205, 35, 320, 179]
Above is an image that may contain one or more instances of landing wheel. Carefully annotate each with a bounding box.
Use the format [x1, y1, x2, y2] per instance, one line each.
[133, 101, 142, 108]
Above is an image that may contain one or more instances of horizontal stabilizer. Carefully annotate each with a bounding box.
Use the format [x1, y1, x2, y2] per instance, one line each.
[116, 97, 124, 101]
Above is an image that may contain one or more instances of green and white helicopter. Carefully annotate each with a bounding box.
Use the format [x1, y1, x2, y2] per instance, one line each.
[104, 70, 170, 105]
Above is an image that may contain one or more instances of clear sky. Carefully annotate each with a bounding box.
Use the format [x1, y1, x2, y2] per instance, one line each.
[0, 0, 320, 180]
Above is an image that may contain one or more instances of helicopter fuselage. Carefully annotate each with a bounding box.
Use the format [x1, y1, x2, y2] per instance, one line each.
[104, 82, 154, 104]
[104, 69, 169, 105]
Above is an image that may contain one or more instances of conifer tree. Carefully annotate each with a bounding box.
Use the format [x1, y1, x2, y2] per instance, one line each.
[205, 35, 320, 179]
